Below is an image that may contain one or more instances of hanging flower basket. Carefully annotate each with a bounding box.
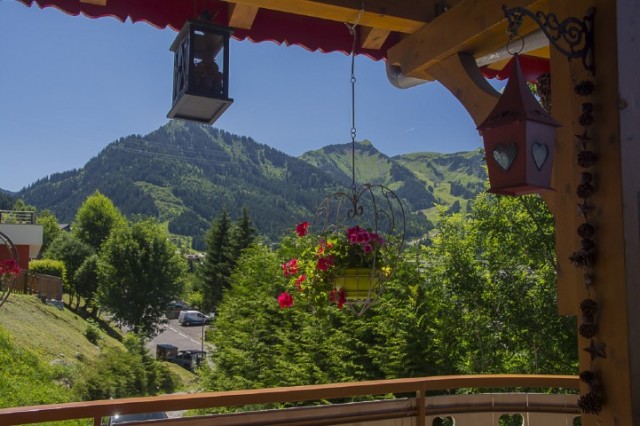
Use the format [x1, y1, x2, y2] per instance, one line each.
[278, 184, 404, 315]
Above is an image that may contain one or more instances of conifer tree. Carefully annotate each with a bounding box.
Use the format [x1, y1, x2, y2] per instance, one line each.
[201, 209, 234, 312]
[231, 207, 256, 260]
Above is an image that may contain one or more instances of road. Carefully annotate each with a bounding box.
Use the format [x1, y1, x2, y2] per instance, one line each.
[146, 319, 212, 355]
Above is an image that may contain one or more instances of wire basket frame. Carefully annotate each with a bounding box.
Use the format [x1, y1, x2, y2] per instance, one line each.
[0, 231, 20, 309]
[312, 184, 405, 315]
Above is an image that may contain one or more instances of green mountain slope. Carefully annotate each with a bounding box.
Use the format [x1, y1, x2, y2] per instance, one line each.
[20, 122, 338, 248]
[18, 122, 487, 247]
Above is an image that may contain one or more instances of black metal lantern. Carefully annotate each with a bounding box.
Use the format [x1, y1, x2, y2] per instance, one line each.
[477, 55, 561, 195]
[167, 20, 233, 124]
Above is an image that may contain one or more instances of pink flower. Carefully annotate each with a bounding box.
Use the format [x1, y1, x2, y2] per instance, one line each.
[0, 259, 20, 277]
[282, 259, 299, 277]
[362, 243, 373, 253]
[278, 292, 294, 309]
[295, 222, 309, 237]
[317, 256, 334, 272]
[294, 274, 307, 291]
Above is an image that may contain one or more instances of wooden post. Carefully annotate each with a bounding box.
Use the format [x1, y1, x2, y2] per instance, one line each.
[550, 0, 640, 424]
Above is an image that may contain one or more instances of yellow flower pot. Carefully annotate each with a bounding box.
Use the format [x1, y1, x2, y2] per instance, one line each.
[333, 268, 380, 300]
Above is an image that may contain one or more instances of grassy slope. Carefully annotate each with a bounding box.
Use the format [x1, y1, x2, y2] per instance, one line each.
[0, 294, 198, 410]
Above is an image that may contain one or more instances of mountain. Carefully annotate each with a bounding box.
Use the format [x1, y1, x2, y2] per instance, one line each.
[302, 141, 487, 220]
[18, 122, 486, 248]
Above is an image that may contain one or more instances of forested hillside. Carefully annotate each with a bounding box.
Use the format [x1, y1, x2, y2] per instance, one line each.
[17, 122, 486, 248]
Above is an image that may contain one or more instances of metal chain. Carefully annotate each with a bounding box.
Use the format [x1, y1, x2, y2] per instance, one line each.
[346, 1, 364, 193]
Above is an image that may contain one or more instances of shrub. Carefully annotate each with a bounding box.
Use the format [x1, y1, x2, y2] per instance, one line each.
[84, 320, 101, 345]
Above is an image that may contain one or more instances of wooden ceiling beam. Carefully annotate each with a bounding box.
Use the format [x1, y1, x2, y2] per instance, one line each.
[360, 26, 390, 50]
[387, 0, 546, 79]
[80, 0, 107, 5]
[222, 0, 435, 34]
[228, 3, 259, 29]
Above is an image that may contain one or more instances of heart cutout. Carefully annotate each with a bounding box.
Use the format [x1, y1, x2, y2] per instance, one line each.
[492, 143, 517, 171]
[532, 142, 549, 170]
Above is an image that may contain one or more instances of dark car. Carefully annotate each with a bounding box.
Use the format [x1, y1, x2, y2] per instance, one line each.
[107, 412, 168, 425]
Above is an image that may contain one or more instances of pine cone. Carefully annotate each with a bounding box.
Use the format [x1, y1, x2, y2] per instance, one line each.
[570, 249, 595, 269]
[581, 239, 595, 251]
[578, 150, 598, 168]
[579, 370, 597, 386]
[574, 80, 595, 96]
[577, 182, 595, 199]
[580, 298, 599, 318]
[579, 322, 598, 338]
[578, 392, 603, 414]
[578, 223, 596, 239]
[579, 112, 594, 127]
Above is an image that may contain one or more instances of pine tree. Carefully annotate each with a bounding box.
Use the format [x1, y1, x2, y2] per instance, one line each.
[231, 207, 256, 260]
[201, 209, 234, 312]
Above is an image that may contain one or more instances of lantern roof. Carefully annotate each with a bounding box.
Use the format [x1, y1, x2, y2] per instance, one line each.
[477, 55, 560, 130]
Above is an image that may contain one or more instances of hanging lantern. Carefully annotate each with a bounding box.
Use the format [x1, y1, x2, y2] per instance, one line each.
[167, 20, 233, 124]
[477, 55, 561, 195]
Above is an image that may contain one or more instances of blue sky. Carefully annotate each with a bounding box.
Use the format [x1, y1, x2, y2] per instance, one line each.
[1, 0, 483, 193]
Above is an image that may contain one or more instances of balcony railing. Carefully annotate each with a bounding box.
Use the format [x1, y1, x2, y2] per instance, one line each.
[0, 374, 580, 426]
[0, 210, 36, 224]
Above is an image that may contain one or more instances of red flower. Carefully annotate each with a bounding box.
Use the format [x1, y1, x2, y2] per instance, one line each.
[295, 222, 309, 237]
[0, 259, 20, 277]
[282, 259, 299, 277]
[278, 292, 294, 309]
[294, 274, 307, 291]
[329, 288, 346, 309]
[317, 256, 334, 271]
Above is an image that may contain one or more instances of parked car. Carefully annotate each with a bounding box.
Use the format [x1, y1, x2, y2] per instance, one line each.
[178, 310, 212, 326]
[106, 411, 168, 425]
[156, 344, 206, 371]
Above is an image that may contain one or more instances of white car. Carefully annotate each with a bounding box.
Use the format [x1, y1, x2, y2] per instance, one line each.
[178, 310, 212, 326]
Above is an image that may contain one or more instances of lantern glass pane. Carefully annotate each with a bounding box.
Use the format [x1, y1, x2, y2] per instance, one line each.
[191, 30, 225, 98]
[492, 142, 518, 171]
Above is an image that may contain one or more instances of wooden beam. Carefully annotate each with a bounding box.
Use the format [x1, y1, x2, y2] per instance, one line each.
[228, 3, 259, 29]
[387, 0, 545, 78]
[428, 53, 499, 125]
[222, 0, 433, 33]
[80, 0, 106, 5]
[361, 26, 390, 50]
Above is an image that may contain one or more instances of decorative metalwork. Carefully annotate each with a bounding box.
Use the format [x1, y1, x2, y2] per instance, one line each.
[0, 231, 19, 309]
[313, 184, 406, 315]
[172, 37, 190, 104]
[503, 5, 595, 75]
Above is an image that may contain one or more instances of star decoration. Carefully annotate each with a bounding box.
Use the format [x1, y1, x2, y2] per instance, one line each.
[584, 339, 607, 361]
[577, 201, 594, 219]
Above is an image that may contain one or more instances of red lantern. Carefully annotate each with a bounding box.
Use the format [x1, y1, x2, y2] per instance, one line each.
[477, 55, 561, 195]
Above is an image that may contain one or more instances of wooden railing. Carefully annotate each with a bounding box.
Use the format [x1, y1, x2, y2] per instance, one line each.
[0, 210, 36, 224]
[0, 374, 580, 426]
